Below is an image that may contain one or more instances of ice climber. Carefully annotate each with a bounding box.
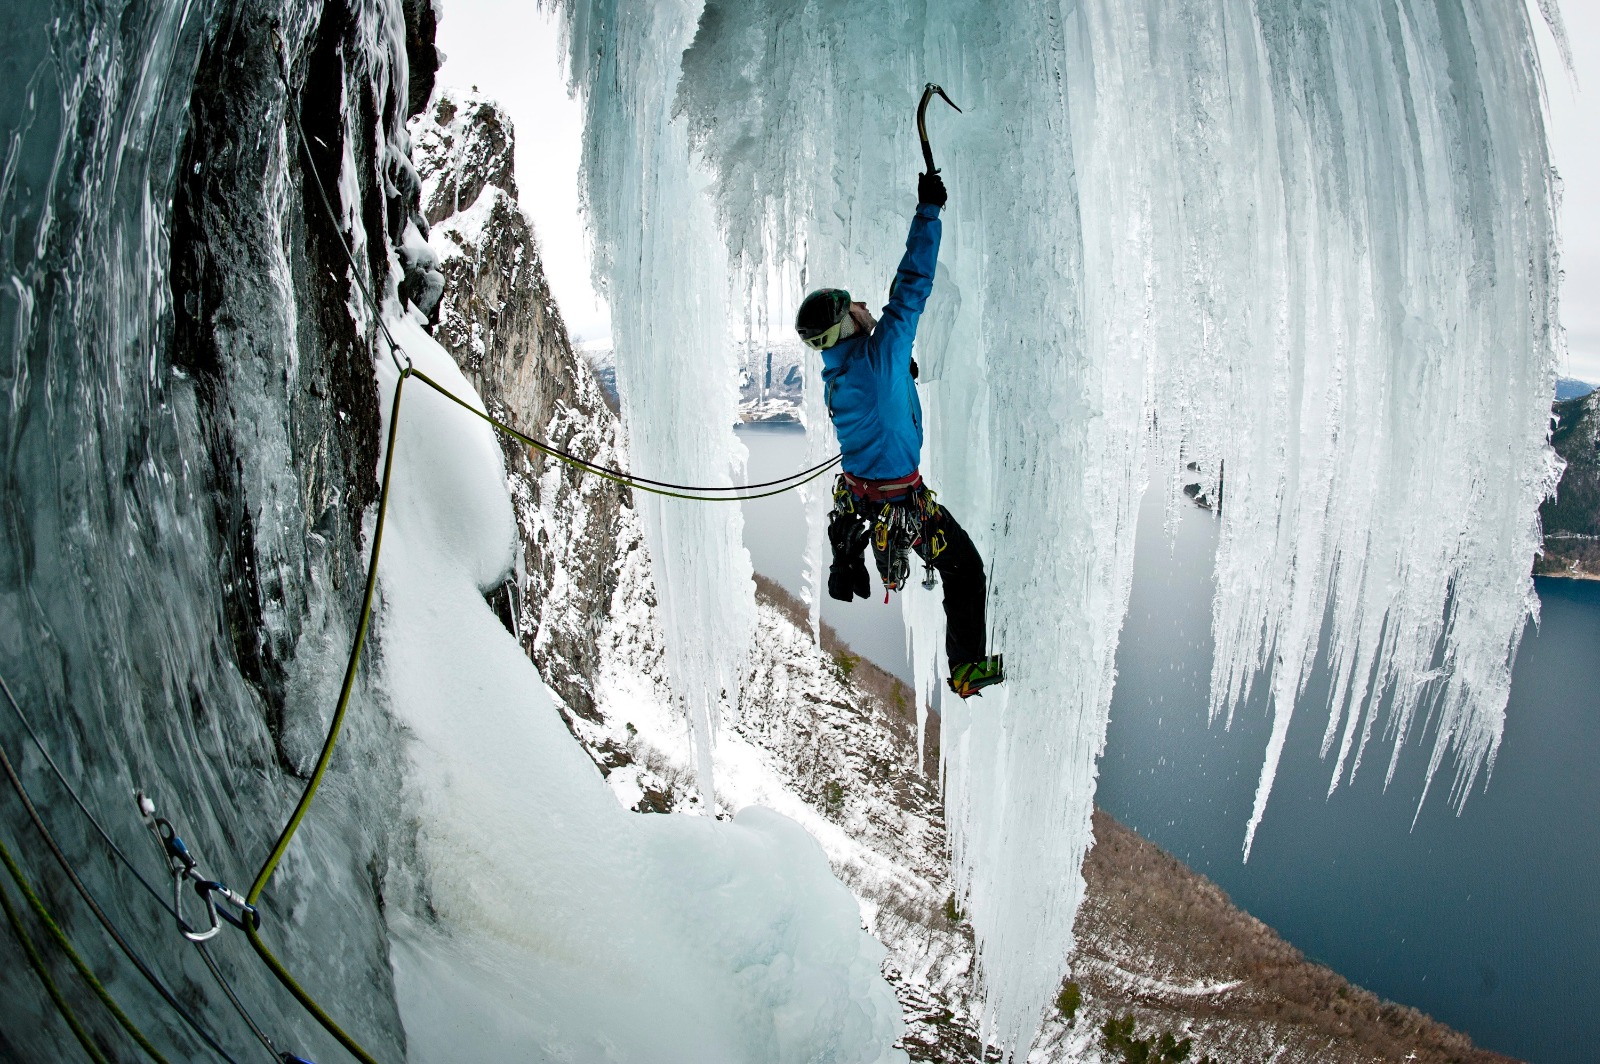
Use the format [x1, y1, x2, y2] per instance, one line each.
[795, 171, 1004, 699]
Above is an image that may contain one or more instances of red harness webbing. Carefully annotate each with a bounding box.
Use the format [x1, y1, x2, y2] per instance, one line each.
[842, 470, 924, 502]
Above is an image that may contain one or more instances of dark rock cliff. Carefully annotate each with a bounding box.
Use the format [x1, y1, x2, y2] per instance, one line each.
[1, 0, 444, 1059]
[409, 88, 636, 721]
[1538, 390, 1600, 579]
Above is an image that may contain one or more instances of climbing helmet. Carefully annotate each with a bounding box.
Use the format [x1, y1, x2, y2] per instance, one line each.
[796, 288, 852, 350]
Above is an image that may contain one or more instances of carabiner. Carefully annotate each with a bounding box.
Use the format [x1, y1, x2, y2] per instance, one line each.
[139, 793, 260, 941]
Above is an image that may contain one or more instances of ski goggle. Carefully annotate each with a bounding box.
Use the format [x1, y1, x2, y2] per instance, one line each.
[802, 319, 847, 350]
[796, 289, 852, 350]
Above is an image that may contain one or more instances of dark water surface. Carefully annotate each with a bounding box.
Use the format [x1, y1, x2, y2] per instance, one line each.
[737, 423, 913, 679]
[738, 423, 1598, 1064]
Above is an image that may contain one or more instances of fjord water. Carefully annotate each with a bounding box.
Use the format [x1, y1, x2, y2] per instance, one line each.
[737, 424, 914, 680]
[741, 422, 1599, 1064]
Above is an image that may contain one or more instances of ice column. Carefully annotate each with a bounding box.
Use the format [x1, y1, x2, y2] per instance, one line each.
[554, 0, 755, 806]
[1065, 0, 1565, 855]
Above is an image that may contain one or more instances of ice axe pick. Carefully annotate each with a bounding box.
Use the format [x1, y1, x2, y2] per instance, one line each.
[917, 83, 963, 175]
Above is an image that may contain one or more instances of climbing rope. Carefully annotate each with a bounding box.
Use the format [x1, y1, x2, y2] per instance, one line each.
[0, 740, 250, 1062]
[291, 116, 838, 504]
[405, 366, 840, 502]
[0, 872, 111, 1064]
[0, 833, 170, 1062]
[0, 671, 292, 1062]
[238, 364, 407, 1064]
[0, 99, 845, 1064]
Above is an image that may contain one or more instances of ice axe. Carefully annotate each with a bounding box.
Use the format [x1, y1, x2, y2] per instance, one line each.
[917, 83, 962, 174]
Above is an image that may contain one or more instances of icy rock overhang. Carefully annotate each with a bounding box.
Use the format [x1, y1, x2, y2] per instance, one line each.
[555, 0, 1566, 1053]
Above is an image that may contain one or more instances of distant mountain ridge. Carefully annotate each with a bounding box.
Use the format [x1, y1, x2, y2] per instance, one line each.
[585, 338, 807, 423]
[1556, 377, 1595, 402]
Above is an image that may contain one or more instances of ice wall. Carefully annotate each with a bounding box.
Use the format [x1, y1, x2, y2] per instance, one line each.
[554, 0, 755, 808]
[659, 0, 1561, 1054]
[0, 0, 423, 1058]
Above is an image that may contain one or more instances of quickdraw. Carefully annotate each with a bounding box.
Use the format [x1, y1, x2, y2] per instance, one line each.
[833, 476, 859, 515]
[138, 794, 259, 942]
[873, 502, 921, 597]
[835, 479, 947, 598]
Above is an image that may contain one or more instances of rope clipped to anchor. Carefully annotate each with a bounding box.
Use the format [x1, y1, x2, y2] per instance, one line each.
[139, 794, 259, 943]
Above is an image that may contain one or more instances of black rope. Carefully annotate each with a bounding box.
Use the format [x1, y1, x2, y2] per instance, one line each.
[0, 672, 172, 916]
[291, 116, 839, 501]
[0, 670, 281, 1062]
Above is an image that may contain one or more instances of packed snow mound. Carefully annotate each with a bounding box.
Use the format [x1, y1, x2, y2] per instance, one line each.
[375, 317, 905, 1062]
[557, 0, 1565, 1053]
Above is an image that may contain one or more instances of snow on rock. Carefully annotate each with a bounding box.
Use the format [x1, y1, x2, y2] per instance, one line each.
[411, 87, 634, 720]
[376, 314, 906, 1063]
[411, 87, 517, 224]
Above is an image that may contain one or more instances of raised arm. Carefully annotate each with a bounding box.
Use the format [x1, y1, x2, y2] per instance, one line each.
[869, 199, 942, 374]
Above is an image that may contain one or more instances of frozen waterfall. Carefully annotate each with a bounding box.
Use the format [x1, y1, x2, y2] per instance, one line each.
[556, 0, 757, 809]
[560, 0, 1566, 1053]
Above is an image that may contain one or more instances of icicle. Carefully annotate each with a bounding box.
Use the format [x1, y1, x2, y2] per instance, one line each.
[553, 0, 756, 808]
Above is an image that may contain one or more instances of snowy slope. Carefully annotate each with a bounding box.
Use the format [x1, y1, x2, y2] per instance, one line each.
[400, 86, 905, 1061]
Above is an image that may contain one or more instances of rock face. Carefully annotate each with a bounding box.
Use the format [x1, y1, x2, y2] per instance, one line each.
[3, 0, 443, 1057]
[1538, 390, 1600, 579]
[415, 91, 517, 225]
[410, 88, 643, 720]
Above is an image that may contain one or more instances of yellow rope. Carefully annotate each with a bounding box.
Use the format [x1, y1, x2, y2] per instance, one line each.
[238, 372, 413, 1064]
[0, 873, 111, 1064]
[238, 117, 837, 1064]
[0, 835, 168, 1063]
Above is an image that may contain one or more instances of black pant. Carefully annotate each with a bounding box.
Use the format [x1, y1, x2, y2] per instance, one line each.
[831, 482, 988, 669]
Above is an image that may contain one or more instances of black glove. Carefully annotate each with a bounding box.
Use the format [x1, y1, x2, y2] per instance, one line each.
[827, 511, 872, 602]
[917, 171, 947, 208]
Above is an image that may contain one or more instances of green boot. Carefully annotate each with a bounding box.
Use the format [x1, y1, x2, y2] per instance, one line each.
[948, 655, 1005, 699]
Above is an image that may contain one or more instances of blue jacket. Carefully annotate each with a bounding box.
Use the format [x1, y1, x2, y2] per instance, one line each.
[822, 203, 941, 480]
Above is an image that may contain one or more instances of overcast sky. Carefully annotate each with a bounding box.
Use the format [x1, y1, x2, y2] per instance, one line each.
[1535, 5, 1600, 382]
[434, 2, 1600, 381]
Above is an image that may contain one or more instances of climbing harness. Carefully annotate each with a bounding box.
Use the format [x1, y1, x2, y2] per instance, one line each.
[916, 83, 962, 175]
[835, 474, 944, 601]
[140, 794, 260, 942]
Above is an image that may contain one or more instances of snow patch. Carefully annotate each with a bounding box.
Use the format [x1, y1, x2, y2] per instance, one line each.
[375, 315, 906, 1061]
